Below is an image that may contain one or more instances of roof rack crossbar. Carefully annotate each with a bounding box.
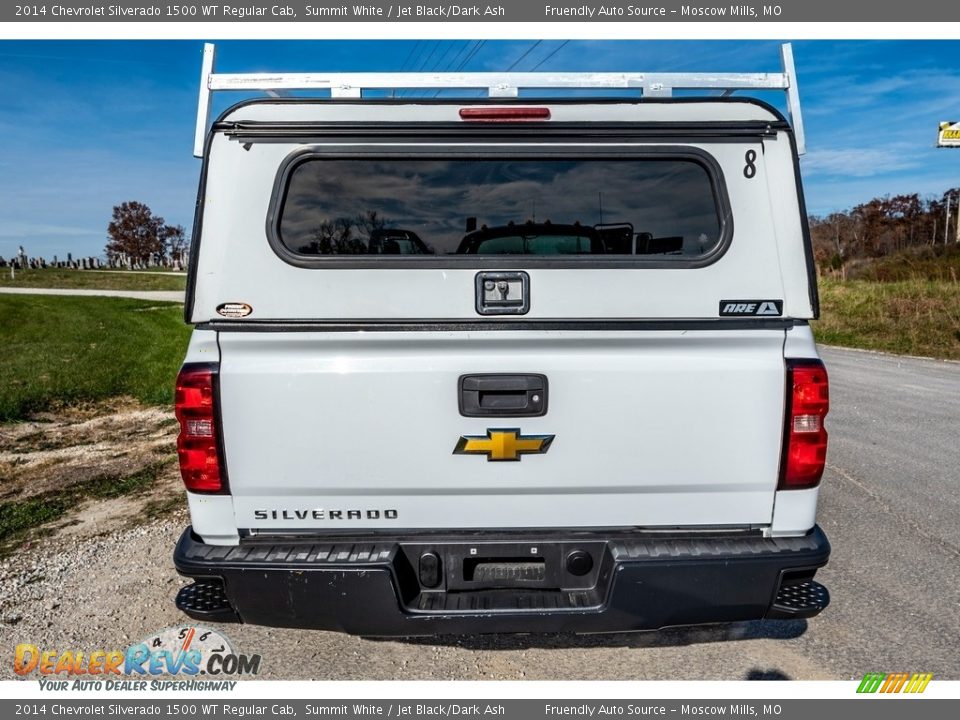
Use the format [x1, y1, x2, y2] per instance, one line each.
[194, 43, 805, 158]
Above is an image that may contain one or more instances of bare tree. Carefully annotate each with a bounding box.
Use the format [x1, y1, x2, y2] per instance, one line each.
[164, 224, 189, 266]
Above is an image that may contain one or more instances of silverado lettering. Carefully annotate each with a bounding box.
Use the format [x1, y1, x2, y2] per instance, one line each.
[253, 509, 399, 521]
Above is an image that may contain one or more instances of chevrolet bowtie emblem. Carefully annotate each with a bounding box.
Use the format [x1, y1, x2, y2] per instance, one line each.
[453, 429, 555, 462]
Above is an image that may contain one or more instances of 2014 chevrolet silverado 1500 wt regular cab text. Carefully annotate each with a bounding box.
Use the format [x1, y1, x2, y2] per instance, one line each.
[172, 43, 831, 635]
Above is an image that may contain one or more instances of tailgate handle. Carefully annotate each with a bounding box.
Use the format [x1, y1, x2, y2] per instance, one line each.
[459, 374, 548, 417]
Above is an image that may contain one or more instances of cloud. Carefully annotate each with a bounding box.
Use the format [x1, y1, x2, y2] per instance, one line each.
[801, 147, 922, 178]
[0, 223, 98, 238]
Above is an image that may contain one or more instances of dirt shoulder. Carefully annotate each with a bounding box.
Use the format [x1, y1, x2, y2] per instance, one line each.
[0, 400, 184, 555]
[0, 401, 196, 670]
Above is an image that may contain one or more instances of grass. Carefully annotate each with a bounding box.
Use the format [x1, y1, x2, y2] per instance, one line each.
[0, 461, 172, 554]
[144, 494, 187, 520]
[0, 294, 192, 421]
[86, 464, 168, 499]
[0, 267, 186, 291]
[845, 245, 960, 283]
[0, 496, 71, 540]
[814, 278, 960, 360]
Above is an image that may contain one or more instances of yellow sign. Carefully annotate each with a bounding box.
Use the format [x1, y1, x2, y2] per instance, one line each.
[937, 121, 960, 147]
[454, 429, 554, 462]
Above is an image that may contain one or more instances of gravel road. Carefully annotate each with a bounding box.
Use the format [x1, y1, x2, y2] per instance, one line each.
[2, 346, 958, 681]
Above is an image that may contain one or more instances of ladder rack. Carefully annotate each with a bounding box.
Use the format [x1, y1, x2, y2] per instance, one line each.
[194, 43, 805, 158]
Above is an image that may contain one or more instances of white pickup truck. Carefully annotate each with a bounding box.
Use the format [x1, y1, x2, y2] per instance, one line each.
[172, 44, 830, 635]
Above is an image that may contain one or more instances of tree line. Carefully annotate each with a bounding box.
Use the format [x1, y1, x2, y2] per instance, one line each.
[809, 188, 960, 273]
[105, 190, 960, 273]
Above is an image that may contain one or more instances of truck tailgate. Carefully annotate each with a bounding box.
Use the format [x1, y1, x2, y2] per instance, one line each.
[218, 328, 786, 530]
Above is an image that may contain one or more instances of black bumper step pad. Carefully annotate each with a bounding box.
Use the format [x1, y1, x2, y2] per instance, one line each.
[767, 580, 830, 619]
[175, 579, 240, 623]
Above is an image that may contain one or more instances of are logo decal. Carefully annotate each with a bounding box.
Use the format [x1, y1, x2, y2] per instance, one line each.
[719, 299, 783, 317]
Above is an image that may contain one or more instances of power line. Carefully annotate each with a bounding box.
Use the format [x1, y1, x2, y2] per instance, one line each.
[399, 41, 436, 97]
[405, 41, 429, 71]
[458, 40, 489, 97]
[406, 41, 443, 97]
[441, 41, 473, 72]
[454, 40, 486, 72]
[432, 42, 476, 98]
[506, 41, 542, 71]
[399, 41, 421, 71]
[394, 41, 423, 96]
[428, 42, 459, 73]
[529, 40, 570, 71]
[416, 42, 442, 72]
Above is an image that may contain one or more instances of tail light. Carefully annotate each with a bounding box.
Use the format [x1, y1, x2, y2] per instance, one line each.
[779, 359, 829, 490]
[175, 364, 226, 494]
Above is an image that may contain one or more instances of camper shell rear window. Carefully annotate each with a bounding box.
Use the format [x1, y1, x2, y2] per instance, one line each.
[270, 151, 730, 266]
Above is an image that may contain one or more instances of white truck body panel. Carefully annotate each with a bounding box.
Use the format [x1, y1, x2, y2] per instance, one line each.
[218, 329, 786, 531]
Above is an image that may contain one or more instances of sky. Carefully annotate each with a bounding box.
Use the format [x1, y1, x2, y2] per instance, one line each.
[1, 39, 959, 260]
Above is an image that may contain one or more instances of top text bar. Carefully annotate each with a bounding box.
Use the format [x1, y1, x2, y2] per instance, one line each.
[7, 1, 960, 23]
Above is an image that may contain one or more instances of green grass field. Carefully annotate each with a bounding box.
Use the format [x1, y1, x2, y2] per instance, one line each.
[814, 278, 960, 360]
[0, 295, 191, 421]
[0, 267, 186, 291]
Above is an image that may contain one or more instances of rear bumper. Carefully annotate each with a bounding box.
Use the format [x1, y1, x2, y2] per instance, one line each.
[173, 526, 830, 636]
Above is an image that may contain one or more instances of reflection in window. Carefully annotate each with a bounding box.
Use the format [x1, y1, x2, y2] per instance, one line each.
[277, 158, 722, 258]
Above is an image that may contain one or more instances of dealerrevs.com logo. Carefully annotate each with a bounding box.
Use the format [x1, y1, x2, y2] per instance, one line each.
[14, 626, 261, 690]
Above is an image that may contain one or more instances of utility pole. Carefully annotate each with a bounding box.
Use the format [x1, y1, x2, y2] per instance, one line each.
[946, 195, 952, 245]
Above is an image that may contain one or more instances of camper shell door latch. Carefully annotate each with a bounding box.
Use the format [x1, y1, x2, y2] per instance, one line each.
[475, 271, 530, 315]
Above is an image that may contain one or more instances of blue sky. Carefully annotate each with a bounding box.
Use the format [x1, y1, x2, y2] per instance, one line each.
[1, 39, 959, 260]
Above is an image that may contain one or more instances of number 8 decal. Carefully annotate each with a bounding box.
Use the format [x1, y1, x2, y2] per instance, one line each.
[744, 149, 757, 179]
